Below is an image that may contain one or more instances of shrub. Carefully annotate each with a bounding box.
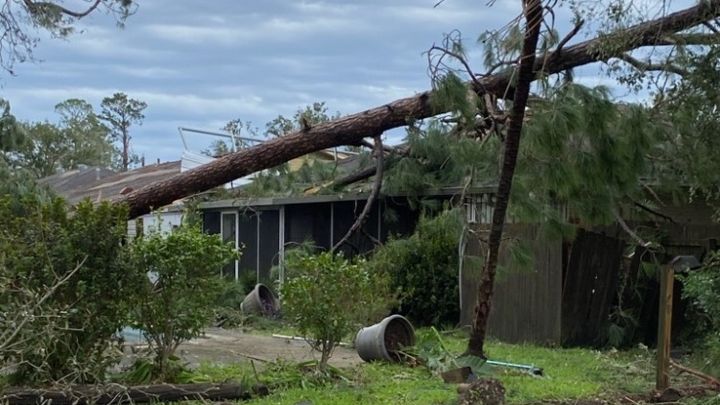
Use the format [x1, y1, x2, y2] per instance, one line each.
[682, 251, 720, 373]
[281, 250, 392, 371]
[0, 195, 144, 384]
[368, 209, 462, 326]
[127, 222, 239, 381]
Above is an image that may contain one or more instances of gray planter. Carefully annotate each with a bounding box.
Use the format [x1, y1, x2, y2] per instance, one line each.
[240, 283, 279, 316]
[355, 315, 415, 362]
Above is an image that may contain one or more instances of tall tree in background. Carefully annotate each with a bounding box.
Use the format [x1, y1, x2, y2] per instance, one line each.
[54, 98, 113, 169]
[0, 0, 136, 74]
[99, 92, 147, 172]
[9, 98, 112, 178]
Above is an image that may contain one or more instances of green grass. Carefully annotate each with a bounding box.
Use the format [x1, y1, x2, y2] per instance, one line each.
[179, 327, 691, 404]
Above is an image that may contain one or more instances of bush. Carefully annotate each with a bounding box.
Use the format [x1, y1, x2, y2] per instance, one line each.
[368, 209, 462, 326]
[281, 250, 392, 371]
[682, 251, 720, 373]
[0, 196, 144, 384]
[127, 222, 238, 381]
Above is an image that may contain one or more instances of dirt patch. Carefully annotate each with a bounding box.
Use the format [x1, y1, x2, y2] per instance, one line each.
[131, 328, 363, 369]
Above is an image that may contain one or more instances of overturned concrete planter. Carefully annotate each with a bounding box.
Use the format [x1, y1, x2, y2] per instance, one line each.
[241, 284, 279, 317]
[355, 314, 415, 362]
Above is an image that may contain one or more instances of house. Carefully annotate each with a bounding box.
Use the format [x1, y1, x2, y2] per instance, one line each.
[42, 127, 720, 347]
[196, 189, 464, 282]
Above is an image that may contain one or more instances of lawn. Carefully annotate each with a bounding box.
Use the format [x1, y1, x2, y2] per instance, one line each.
[177, 327, 720, 404]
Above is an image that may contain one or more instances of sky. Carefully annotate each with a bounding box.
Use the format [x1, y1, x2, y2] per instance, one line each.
[0, 0, 681, 163]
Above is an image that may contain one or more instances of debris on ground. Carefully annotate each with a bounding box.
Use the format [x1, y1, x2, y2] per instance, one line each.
[457, 378, 506, 405]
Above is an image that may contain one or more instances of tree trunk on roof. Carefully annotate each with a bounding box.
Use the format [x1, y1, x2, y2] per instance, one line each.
[119, 0, 720, 219]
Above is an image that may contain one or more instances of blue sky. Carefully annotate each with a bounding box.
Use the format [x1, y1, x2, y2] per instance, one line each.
[0, 0, 675, 163]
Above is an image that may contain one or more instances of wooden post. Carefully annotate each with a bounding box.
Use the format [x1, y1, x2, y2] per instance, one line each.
[656, 264, 674, 391]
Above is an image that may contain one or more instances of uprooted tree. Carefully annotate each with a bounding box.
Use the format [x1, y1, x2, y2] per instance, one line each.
[118, 0, 720, 356]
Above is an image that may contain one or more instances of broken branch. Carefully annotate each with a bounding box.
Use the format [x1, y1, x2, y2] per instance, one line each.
[670, 359, 720, 388]
[332, 135, 384, 252]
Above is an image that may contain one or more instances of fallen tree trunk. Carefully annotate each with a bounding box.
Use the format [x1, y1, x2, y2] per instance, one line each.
[121, 0, 720, 219]
[0, 383, 262, 405]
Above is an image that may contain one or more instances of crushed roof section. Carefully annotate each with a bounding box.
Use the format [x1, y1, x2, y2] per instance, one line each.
[43, 161, 182, 205]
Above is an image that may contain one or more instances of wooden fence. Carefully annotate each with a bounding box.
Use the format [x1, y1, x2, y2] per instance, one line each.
[460, 224, 563, 345]
[461, 221, 720, 346]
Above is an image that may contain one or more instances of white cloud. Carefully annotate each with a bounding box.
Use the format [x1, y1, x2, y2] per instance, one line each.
[5, 87, 270, 118]
[145, 15, 371, 45]
[110, 66, 183, 79]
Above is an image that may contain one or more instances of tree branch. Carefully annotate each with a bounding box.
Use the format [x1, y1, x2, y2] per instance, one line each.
[613, 209, 652, 248]
[616, 53, 689, 76]
[22, 0, 103, 18]
[544, 19, 585, 69]
[633, 200, 675, 223]
[332, 135, 384, 252]
[670, 359, 720, 388]
[656, 32, 720, 45]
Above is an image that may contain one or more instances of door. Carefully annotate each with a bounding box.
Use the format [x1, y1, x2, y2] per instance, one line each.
[220, 211, 238, 279]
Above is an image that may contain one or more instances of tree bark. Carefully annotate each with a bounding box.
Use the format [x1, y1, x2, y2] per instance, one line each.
[466, 0, 543, 358]
[121, 0, 720, 219]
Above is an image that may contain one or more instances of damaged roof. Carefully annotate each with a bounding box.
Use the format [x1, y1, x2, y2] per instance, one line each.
[42, 161, 181, 205]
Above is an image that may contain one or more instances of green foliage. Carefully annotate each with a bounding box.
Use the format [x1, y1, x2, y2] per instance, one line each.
[265, 102, 340, 138]
[281, 250, 392, 371]
[368, 209, 463, 326]
[243, 160, 340, 197]
[126, 222, 238, 381]
[0, 196, 143, 384]
[221, 102, 347, 198]
[1, 97, 112, 178]
[653, 47, 720, 202]
[384, 120, 499, 201]
[0, 98, 25, 153]
[513, 84, 657, 227]
[682, 250, 720, 374]
[213, 278, 253, 328]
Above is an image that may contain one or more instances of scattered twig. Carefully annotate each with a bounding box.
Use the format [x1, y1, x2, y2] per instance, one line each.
[633, 201, 675, 223]
[428, 44, 483, 89]
[670, 360, 720, 387]
[236, 352, 270, 363]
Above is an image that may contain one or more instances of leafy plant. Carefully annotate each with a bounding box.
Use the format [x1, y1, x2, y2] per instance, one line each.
[126, 222, 239, 381]
[213, 278, 257, 328]
[0, 195, 144, 384]
[404, 327, 487, 376]
[281, 250, 393, 371]
[682, 250, 720, 374]
[368, 209, 463, 326]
